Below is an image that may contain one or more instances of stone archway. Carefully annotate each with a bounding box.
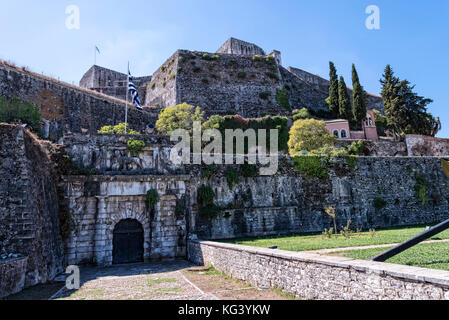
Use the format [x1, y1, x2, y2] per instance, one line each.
[112, 219, 144, 264]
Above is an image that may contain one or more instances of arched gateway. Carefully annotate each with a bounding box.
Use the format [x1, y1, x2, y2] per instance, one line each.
[112, 219, 144, 264]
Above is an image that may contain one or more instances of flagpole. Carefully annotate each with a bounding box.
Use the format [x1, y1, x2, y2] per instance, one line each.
[125, 61, 129, 135]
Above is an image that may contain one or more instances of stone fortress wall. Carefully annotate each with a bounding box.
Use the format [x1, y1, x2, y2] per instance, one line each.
[61, 135, 449, 253]
[80, 38, 385, 118]
[0, 125, 64, 290]
[0, 62, 158, 142]
[79, 65, 151, 104]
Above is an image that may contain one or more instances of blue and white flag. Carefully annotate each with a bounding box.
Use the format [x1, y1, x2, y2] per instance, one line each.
[128, 70, 142, 110]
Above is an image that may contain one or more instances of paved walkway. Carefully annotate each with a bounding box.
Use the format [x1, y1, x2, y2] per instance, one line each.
[51, 260, 295, 300]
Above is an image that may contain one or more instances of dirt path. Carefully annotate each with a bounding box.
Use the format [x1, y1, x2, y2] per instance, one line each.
[23, 260, 297, 301]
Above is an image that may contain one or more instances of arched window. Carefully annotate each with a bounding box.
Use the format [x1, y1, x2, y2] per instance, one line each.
[333, 130, 339, 138]
[341, 130, 347, 138]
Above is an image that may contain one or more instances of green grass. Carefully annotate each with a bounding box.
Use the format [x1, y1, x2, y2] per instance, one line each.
[222, 225, 449, 252]
[146, 278, 178, 286]
[336, 241, 449, 271]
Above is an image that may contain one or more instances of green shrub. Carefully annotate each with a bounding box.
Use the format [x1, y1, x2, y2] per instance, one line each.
[202, 165, 218, 180]
[198, 184, 215, 206]
[127, 139, 146, 156]
[252, 55, 262, 62]
[265, 71, 278, 80]
[292, 108, 309, 121]
[265, 55, 275, 64]
[276, 88, 290, 111]
[241, 161, 258, 178]
[347, 141, 368, 156]
[345, 155, 359, 169]
[151, 83, 156, 89]
[224, 168, 239, 189]
[162, 81, 167, 87]
[199, 204, 221, 217]
[98, 123, 140, 135]
[169, 74, 176, 80]
[146, 189, 160, 209]
[156, 103, 204, 135]
[237, 71, 247, 79]
[259, 91, 271, 100]
[374, 197, 387, 210]
[0, 96, 41, 132]
[160, 66, 166, 72]
[292, 156, 329, 179]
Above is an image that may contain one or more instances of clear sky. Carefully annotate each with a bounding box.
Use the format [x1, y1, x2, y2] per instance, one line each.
[1, 1, 448, 136]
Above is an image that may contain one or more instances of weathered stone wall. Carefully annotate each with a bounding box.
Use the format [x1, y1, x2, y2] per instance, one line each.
[61, 134, 181, 175]
[188, 241, 449, 300]
[0, 62, 158, 142]
[0, 257, 28, 298]
[62, 175, 190, 266]
[60, 135, 449, 241]
[0, 124, 64, 287]
[216, 38, 265, 56]
[336, 139, 408, 157]
[194, 157, 449, 240]
[406, 134, 449, 156]
[145, 53, 179, 108]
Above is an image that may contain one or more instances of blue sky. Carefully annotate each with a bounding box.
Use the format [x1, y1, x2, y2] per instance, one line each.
[1, 1, 448, 136]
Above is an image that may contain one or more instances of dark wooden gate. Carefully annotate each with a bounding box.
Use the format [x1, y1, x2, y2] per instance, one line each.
[113, 219, 144, 264]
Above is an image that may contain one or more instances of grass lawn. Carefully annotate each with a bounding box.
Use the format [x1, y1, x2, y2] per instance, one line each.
[335, 241, 449, 271]
[221, 225, 449, 252]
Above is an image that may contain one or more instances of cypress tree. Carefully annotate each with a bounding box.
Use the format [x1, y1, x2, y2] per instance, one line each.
[352, 64, 367, 128]
[328, 62, 339, 116]
[338, 76, 352, 121]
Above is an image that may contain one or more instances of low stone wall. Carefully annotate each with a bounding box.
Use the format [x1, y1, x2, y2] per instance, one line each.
[0, 257, 28, 299]
[188, 241, 449, 300]
[406, 134, 449, 156]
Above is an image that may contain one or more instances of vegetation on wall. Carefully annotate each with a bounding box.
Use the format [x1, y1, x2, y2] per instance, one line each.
[224, 168, 239, 190]
[127, 139, 146, 157]
[197, 184, 220, 217]
[414, 173, 428, 205]
[275, 88, 291, 111]
[292, 156, 329, 179]
[146, 189, 160, 209]
[0, 96, 41, 132]
[98, 122, 140, 135]
[241, 161, 258, 178]
[292, 108, 310, 121]
[352, 64, 367, 129]
[374, 197, 387, 210]
[338, 76, 352, 123]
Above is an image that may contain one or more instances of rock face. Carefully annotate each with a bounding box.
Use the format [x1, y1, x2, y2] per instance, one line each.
[0, 62, 158, 142]
[216, 38, 266, 56]
[0, 124, 64, 287]
[0, 257, 28, 298]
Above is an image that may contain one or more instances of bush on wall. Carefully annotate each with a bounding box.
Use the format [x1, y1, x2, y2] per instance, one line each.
[127, 139, 146, 156]
[0, 96, 41, 132]
[146, 189, 160, 209]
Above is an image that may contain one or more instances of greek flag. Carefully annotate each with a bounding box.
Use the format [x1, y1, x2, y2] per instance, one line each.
[128, 70, 142, 110]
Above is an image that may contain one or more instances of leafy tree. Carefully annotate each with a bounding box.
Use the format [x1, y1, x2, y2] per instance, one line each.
[0, 96, 41, 132]
[155, 103, 204, 135]
[328, 62, 339, 116]
[352, 64, 367, 129]
[288, 119, 336, 155]
[380, 65, 440, 136]
[338, 76, 352, 122]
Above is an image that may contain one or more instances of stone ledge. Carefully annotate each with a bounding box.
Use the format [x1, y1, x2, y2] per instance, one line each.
[192, 240, 449, 287]
[61, 175, 191, 182]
